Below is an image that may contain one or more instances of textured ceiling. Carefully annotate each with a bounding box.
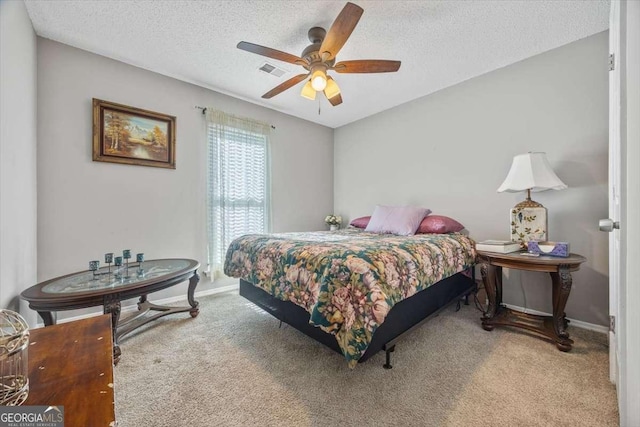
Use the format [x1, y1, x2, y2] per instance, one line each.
[24, 0, 609, 128]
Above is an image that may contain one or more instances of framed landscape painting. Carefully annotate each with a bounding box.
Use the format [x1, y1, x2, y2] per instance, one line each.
[92, 99, 176, 169]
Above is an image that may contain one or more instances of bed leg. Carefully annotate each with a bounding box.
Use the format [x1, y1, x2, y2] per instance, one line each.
[465, 294, 470, 305]
[456, 300, 462, 312]
[383, 345, 395, 370]
[278, 320, 283, 329]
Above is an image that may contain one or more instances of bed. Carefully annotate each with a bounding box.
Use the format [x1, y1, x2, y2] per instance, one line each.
[224, 228, 477, 368]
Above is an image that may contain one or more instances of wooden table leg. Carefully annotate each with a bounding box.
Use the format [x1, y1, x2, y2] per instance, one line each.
[38, 311, 55, 326]
[481, 262, 502, 330]
[103, 295, 122, 364]
[187, 271, 200, 318]
[550, 266, 573, 351]
[495, 264, 503, 307]
[138, 294, 148, 309]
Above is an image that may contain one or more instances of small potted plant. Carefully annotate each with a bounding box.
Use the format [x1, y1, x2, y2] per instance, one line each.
[325, 214, 342, 231]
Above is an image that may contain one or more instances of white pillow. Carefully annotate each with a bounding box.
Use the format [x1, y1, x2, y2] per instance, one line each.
[364, 205, 431, 236]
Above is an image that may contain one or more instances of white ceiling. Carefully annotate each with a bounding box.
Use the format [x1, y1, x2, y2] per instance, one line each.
[24, 0, 609, 129]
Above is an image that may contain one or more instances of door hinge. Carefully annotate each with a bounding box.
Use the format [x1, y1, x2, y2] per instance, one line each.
[609, 53, 615, 71]
[610, 315, 616, 333]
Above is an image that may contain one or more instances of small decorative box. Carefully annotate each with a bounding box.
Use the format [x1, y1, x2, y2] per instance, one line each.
[527, 241, 570, 257]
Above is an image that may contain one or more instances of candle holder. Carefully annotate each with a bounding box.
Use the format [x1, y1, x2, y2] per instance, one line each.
[136, 253, 144, 274]
[123, 250, 131, 277]
[89, 260, 100, 280]
[104, 253, 113, 275]
[114, 256, 123, 279]
[90, 249, 144, 281]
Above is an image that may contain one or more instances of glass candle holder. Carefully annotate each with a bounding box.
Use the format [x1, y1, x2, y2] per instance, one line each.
[0, 310, 30, 405]
[114, 257, 123, 267]
[89, 260, 100, 279]
[104, 253, 113, 275]
[123, 250, 131, 260]
[136, 253, 144, 274]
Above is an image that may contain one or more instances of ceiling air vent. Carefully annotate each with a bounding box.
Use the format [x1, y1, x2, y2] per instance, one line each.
[258, 62, 287, 78]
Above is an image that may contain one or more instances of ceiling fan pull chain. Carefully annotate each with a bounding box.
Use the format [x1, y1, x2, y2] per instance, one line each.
[318, 98, 321, 115]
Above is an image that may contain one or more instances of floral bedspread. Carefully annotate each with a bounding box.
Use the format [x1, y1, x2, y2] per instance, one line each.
[224, 228, 476, 367]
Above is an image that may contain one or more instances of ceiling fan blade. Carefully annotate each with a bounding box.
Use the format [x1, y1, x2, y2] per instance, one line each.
[262, 73, 309, 99]
[319, 2, 364, 61]
[327, 93, 343, 106]
[333, 60, 401, 73]
[237, 41, 307, 66]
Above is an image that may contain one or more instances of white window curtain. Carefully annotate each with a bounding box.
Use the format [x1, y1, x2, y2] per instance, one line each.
[205, 109, 271, 278]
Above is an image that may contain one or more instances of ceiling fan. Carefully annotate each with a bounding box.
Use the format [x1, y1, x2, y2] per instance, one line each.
[237, 2, 401, 106]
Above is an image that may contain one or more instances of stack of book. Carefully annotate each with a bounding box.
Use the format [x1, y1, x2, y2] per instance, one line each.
[475, 240, 522, 253]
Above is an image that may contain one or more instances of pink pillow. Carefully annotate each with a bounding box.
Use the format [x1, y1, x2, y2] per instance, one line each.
[364, 206, 431, 236]
[416, 215, 465, 234]
[350, 216, 371, 229]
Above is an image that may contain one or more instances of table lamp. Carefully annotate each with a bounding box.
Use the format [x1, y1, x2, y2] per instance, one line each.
[497, 152, 567, 245]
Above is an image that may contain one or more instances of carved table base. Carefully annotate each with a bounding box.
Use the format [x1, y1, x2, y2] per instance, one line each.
[22, 259, 201, 365]
[482, 306, 574, 351]
[477, 251, 586, 352]
[113, 272, 200, 363]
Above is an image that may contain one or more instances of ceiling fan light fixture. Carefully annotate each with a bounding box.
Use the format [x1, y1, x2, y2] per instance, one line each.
[301, 80, 316, 100]
[324, 77, 341, 99]
[237, 2, 400, 106]
[311, 70, 327, 91]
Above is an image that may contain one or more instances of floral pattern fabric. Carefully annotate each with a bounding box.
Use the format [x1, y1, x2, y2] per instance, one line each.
[224, 228, 476, 367]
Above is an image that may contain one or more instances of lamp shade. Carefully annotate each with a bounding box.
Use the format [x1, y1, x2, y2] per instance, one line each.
[497, 152, 567, 193]
[323, 76, 341, 100]
[300, 80, 316, 100]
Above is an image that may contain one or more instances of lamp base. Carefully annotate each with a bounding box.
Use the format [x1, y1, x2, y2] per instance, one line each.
[514, 199, 544, 208]
[510, 203, 547, 245]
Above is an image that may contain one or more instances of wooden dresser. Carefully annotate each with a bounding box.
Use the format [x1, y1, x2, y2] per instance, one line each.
[24, 314, 116, 426]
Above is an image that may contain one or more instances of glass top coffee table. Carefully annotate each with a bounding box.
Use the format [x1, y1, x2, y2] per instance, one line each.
[21, 258, 200, 363]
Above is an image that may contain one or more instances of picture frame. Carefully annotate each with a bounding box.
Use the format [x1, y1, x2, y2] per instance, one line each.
[92, 98, 176, 169]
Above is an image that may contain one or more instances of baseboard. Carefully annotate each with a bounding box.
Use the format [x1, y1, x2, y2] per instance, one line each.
[40, 285, 607, 335]
[503, 303, 609, 334]
[39, 283, 240, 327]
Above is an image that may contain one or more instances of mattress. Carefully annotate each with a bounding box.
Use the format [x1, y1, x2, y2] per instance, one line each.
[224, 228, 476, 367]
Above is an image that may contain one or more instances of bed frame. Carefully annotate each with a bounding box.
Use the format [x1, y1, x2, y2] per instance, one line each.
[239, 271, 476, 368]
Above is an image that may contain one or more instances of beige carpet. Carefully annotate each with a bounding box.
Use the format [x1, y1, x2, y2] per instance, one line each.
[114, 291, 618, 426]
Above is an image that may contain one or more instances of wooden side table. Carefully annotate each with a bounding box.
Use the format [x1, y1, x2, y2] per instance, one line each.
[25, 314, 116, 426]
[477, 250, 587, 351]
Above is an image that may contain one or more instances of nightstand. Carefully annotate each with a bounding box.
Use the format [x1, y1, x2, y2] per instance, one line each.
[476, 250, 586, 351]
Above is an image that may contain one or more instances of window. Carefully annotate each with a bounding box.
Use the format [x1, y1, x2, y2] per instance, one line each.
[206, 110, 271, 277]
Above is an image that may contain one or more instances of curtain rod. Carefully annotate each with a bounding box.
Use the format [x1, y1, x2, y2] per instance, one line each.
[195, 106, 275, 129]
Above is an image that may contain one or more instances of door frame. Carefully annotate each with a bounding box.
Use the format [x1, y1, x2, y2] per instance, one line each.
[608, 0, 621, 386]
[611, 1, 640, 425]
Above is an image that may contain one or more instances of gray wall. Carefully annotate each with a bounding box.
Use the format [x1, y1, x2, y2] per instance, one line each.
[0, 0, 38, 325]
[37, 38, 333, 319]
[334, 32, 609, 326]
